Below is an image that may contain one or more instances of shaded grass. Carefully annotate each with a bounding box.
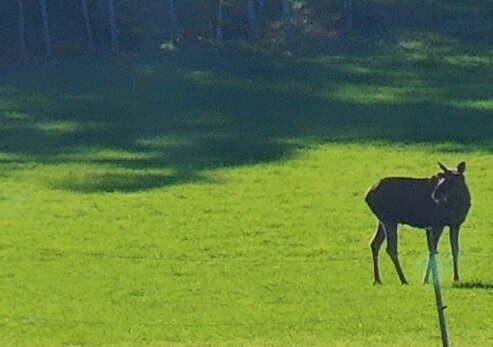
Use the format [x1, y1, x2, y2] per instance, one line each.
[2, 43, 493, 193]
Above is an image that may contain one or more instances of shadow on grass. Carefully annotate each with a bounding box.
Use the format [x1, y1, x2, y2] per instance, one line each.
[453, 280, 493, 290]
[53, 170, 214, 193]
[1, 37, 493, 192]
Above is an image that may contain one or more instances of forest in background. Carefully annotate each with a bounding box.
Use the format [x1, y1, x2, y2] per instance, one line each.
[1, 0, 493, 63]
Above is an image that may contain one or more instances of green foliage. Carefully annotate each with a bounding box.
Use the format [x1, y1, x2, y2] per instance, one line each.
[0, 33, 493, 346]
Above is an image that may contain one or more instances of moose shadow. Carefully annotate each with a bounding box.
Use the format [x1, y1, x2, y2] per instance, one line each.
[453, 281, 493, 290]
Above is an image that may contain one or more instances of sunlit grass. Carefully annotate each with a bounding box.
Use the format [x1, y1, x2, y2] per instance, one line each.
[326, 83, 442, 104]
[443, 54, 493, 67]
[0, 144, 492, 346]
[452, 99, 493, 110]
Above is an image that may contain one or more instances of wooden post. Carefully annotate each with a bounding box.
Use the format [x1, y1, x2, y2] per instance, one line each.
[429, 248, 450, 347]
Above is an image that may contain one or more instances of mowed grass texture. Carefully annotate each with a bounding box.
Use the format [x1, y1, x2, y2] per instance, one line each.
[1, 39, 493, 345]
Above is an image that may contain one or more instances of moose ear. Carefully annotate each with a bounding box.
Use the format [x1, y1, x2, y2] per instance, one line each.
[438, 161, 448, 173]
[457, 161, 466, 174]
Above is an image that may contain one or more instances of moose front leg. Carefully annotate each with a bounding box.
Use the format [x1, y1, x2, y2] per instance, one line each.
[450, 224, 460, 282]
[424, 226, 444, 284]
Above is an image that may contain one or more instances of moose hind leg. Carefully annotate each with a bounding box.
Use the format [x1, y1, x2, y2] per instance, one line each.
[370, 222, 386, 284]
[384, 222, 408, 285]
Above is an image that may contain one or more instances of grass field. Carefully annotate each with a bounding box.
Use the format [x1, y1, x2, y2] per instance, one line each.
[1, 33, 493, 346]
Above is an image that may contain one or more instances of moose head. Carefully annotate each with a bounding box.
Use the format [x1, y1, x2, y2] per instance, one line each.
[431, 162, 468, 205]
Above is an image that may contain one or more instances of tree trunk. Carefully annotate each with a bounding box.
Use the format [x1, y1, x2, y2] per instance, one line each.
[17, 0, 27, 53]
[168, 0, 180, 37]
[281, 0, 293, 43]
[247, 0, 258, 39]
[216, 0, 224, 39]
[81, 0, 94, 49]
[258, 0, 267, 34]
[107, 0, 119, 52]
[39, 0, 54, 58]
[341, 0, 353, 36]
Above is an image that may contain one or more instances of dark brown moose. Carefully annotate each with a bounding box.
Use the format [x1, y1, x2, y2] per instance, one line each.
[365, 162, 471, 284]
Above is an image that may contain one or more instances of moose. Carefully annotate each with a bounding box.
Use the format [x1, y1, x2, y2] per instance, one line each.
[365, 162, 471, 284]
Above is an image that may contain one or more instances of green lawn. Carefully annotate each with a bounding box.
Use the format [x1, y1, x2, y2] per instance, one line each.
[1, 34, 493, 346]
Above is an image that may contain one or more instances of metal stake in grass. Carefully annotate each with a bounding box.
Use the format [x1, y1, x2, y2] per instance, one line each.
[427, 229, 450, 347]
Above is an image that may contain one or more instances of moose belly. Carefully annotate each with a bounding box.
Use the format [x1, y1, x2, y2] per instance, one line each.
[377, 199, 443, 228]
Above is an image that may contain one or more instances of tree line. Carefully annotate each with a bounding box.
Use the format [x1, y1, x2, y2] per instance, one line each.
[3, 1, 488, 63]
[0, 1, 354, 61]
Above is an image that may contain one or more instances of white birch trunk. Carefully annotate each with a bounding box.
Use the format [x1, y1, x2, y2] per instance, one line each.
[39, 0, 53, 58]
[216, 0, 224, 39]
